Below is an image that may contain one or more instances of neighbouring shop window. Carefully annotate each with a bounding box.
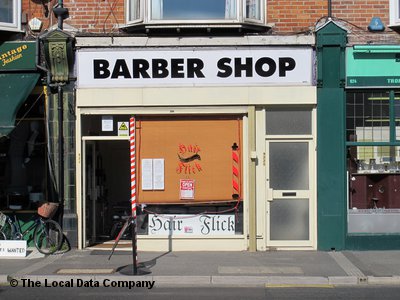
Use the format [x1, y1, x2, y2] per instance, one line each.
[346, 90, 400, 234]
[0, 92, 47, 211]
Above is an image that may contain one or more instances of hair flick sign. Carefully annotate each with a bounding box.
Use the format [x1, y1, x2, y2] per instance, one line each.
[176, 143, 203, 175]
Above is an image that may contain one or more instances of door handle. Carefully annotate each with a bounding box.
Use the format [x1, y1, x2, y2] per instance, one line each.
[267, 188, 273, 202]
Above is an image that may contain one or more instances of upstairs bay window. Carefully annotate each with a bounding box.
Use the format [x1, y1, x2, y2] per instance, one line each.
[127, 0, 264, 29]
[0, 0, 21, 32]
[389, 0, 400, 29]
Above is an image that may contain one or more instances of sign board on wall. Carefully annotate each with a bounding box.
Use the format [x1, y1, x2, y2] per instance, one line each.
[0, 240, 27, 257]
[0, 42, 37, 71]
[148, 214, 235, 236]
[77, 48, 313, 88]
[346, 46, 400, 88]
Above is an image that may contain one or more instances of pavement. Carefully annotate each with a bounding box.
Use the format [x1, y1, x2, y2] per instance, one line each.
[1, 247, 400, 287]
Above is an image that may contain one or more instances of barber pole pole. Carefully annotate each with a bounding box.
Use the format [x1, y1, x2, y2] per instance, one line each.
[130, 117, 138, 275]
[232, 143, 240, 199]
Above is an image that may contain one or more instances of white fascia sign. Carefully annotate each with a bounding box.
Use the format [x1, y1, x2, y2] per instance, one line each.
[148, 214, 235, 236]
[77, 48, 313, 88]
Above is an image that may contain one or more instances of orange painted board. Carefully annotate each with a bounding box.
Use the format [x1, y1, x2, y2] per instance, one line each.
[136, 116, 243, 204]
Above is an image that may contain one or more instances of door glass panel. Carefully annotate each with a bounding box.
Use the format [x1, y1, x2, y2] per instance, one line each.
[269, 142, 309, 190]
[266, 109, 311, 135]
[270, 199, 309, 240]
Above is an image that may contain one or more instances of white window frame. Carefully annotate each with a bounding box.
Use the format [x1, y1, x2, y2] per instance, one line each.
[0, 0, 21, 32]
[126, 0, 143, 24]
[389, 0, 400, 26]
[125, 0, 265, 26]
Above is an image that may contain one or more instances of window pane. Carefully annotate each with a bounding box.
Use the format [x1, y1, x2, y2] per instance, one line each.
[269, 142, 309, 190]
[266, 109, 312, 135]
[270, 199, 309, 240]
[347, 145, 400, 234]
[395, 92, 400, 141]
[346, 91, 390, 142]
[129, 0, 140, 21]
[246, 0, 261, 20]
[0, 0, 13, 23]
[151, 0, 236, 20]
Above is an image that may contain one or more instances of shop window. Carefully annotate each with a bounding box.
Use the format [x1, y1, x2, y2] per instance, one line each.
[346, 91, 400, 234]
[83, 115, 244, 242]
[126, 0, 264, 29]
[0, 92, 47, 211]
[0, 0, 21, 32]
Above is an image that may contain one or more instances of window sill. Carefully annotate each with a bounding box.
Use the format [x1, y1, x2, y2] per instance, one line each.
[121, 22, 271, 35]
[388, 23, 400, 33]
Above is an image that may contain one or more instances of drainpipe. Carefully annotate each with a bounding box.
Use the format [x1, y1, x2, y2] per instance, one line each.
[52, 0, 69, 228]
[328, 0, 332, 17]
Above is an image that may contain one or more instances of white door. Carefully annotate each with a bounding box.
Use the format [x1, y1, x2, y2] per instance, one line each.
[265, 140, 315, 247]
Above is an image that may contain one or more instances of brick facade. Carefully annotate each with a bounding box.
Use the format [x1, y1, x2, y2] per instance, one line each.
[20, 1, 396, 38]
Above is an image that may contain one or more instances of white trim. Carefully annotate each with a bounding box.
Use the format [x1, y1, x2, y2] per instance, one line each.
[76, 86, 317, 107]
[389, 0, 400, 26]
[0, 0, 21, 32]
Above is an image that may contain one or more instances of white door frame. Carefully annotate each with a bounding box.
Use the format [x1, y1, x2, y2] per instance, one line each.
[265, 138, 315, 248]
[255, 106, 317, 250]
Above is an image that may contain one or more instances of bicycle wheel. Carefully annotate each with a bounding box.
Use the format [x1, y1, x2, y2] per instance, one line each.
[34, 219, 63, 254]
[0, 219, 15, 240]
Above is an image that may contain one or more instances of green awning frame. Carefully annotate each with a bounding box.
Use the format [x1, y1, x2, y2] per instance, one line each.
[0, 73, 40, 137]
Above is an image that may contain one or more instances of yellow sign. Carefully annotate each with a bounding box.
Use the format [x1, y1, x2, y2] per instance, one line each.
[118, 122, 129, 136]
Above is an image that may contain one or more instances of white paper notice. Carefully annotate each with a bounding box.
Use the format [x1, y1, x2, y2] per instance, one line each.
[102, 116, 113, 131]
[180, 179, 195, 199]
[141, 159, 153, 190]
[153, 159, 165, 190]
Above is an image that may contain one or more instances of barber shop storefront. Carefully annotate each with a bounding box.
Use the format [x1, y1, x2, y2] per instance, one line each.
[75, 39, 317, 251]
[0, 41, 46, 217]
[345, 45, 400, 249]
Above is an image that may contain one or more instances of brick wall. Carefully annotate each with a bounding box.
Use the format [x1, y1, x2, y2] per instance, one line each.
[22, 0, 392, 34]
[267, 0, 327, 33]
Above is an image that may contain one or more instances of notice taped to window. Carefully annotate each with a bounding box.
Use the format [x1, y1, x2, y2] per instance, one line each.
[180, 179, 195, 199]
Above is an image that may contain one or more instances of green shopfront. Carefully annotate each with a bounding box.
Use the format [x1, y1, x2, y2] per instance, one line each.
[0, 41, 47, 242]
[317, 21, 400, 250]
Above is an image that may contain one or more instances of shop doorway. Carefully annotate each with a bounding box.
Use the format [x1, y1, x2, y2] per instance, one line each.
[265, 140, 315, 248]
[82, 139, 130, 247]
[262, 107, 316, 249]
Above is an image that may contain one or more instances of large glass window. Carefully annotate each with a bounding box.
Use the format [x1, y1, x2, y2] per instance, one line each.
[0, 0, 20, 31]
[151, 0, 236, 20]
[347, 91, 400, 234]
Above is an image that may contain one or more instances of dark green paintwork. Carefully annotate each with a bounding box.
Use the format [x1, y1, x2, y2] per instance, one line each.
[316, 22, 347, 250]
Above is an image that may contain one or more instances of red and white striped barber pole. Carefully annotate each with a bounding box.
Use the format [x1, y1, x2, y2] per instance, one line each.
[130, 117, 138, 275]
[232, 143, 240, 199]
